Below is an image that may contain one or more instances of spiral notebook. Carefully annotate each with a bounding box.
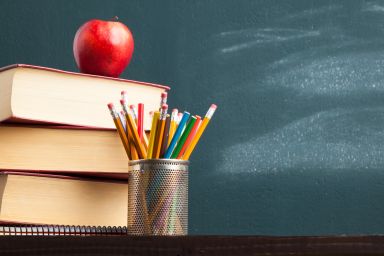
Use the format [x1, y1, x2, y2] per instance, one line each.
[0, 225, 127, 236]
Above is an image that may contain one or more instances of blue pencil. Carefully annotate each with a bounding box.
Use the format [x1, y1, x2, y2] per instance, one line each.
[164, 111, 190, 158]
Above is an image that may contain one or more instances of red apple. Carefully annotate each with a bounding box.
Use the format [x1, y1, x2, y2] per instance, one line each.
[73, 17, 134, 78]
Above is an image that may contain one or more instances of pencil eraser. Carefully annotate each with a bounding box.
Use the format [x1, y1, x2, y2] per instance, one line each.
[129, 104, 135, 109]
[210, 104, 217, 109]
[161, 104, 168, 110]
[120, 99, 126, 105]
[161, 92, 168, 98]
[178, 113, 183, 116]
[107, 103, 114, 110]
[172, 108, 178, 113]
[121, 91, 127, 95]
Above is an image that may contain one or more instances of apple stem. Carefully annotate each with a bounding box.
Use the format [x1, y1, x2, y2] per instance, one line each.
[112, 16, 119, 21]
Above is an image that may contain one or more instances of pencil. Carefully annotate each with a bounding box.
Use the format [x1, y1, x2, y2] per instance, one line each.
[137, 103, 144, 140]
[128, 104, 148, 150]
[160, 114, 171, 158]
[182, 104, 217, 160]
[118, 110, 127, 134]
[160, 92, 167, 109]
[168, 109, 178, 146]
[107, 103, 130, 160]
[120, 99, 147, 159]
[126, 108, 139, 160]
[147, 111, 160, 159]
[121, 90, 128, 104]
[171, 115, 197, 159]
[130, 105, 148, 150]
[176, 115, 201, 159]
[123, 97, 139, 159]
[176, 112, 183, 128]
[119, 110, 132, 159]
[164, 111, 191, 159]
[153, 104, 168, 158]
[147, 111, 154, 141]
[129, 104, 138, 124]
[130, 139, 139, 160]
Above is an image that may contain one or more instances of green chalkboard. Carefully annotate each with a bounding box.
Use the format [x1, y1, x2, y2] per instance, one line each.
[1, 0, 384, 235]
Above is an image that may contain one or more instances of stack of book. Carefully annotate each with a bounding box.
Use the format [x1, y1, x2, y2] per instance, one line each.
[0, 64, 168, 234]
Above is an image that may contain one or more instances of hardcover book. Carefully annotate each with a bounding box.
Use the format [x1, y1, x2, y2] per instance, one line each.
[0, 125, 128, 177]
[0, 64, 169, 130]
[0, 172, 128, 226]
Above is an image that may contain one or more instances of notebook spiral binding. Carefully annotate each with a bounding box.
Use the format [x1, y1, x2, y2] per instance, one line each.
[0, 225, 128, 236]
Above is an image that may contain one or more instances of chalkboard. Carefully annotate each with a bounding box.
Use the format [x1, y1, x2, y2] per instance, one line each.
[1, 0, 384, 235]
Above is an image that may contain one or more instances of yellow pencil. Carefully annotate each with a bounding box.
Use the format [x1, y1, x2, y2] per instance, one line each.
[153, 104, 168, 158]
[107, 103, 130, 160]
[168, 108, 178, 146]
[120, 99, 147, 159]
[126, 111, 139, 160]
[182, 104, 217, 160]
[147, 111, 160, 159]
[130, 139, 139, 160]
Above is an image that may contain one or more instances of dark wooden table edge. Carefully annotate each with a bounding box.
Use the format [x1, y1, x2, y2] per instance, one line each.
[1, 235, 384, 255]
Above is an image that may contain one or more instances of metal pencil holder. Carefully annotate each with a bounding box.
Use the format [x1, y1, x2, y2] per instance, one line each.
[127, 159, 189, 235]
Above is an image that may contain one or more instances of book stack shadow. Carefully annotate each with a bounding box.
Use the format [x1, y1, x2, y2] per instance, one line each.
[0, 64, 168, 235]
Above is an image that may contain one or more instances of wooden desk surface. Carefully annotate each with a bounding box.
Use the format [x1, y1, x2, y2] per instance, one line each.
[0, 235, 384, 255]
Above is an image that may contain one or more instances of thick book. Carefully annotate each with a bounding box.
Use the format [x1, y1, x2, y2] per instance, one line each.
[0, 125, 128, 178]
[0, 225, 127, 236]
[0, 172, 128, 227]
[0, 64, 169, 130]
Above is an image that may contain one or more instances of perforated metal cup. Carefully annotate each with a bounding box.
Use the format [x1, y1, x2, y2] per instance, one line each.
[127, 159, 189, 235]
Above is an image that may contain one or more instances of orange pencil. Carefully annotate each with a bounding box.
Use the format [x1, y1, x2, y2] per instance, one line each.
[153, 104, 168, 158]
[120, 99, 147, 159]
[107, 103, 130, 160]
[182, 104, 217, 160]
[176, 115, 202, 159]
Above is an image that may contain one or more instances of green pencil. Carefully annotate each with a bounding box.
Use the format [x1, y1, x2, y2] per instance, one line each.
[170, 116, 197, 158]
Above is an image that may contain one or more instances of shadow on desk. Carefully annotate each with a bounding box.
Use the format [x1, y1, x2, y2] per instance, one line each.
[0, 236, 384, 255]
